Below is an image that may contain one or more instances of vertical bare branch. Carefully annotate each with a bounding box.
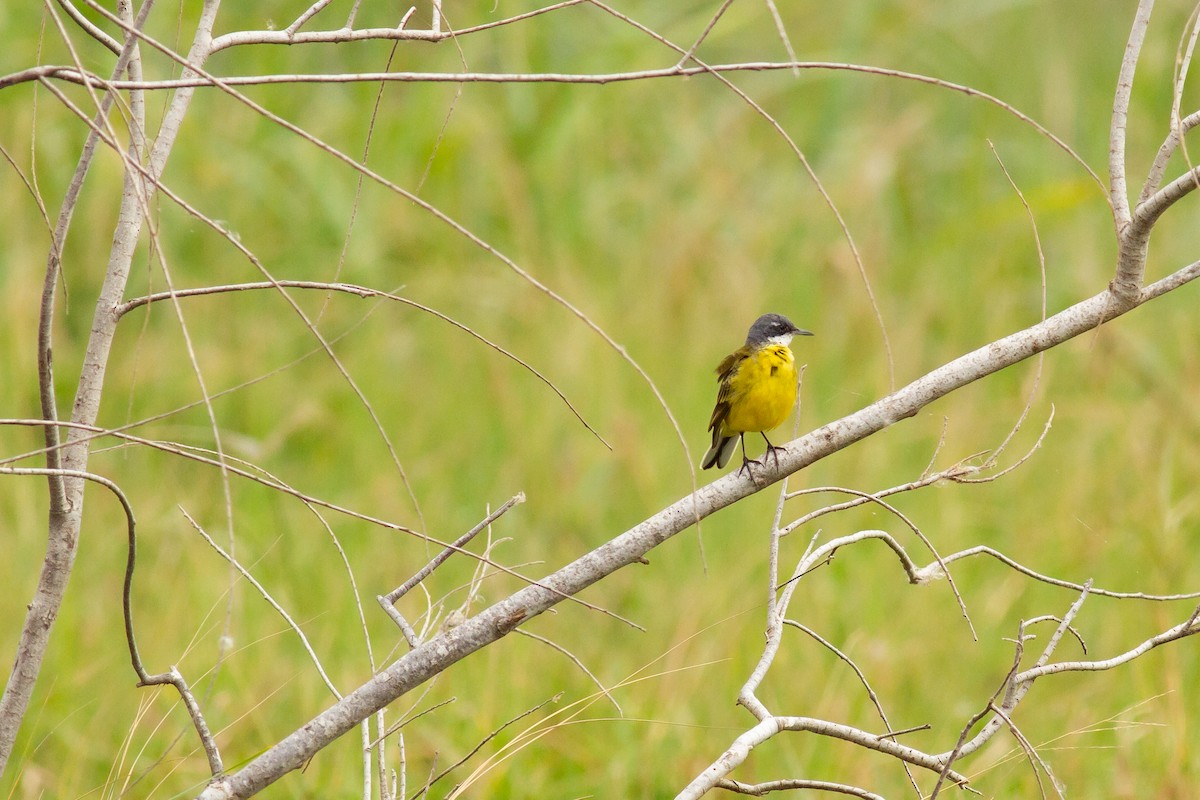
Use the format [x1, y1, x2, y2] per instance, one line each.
[0, 0, 155, 774]
[1110, 0, 1155, 303]
[0, 0, 223, 776]
[1111, 0, 1155, 226]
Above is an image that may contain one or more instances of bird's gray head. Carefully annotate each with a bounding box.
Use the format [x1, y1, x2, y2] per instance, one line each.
[745, 313, 814, 346]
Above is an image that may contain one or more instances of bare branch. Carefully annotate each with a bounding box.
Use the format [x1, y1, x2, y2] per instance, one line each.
[932, 545, 1200, 601]
[987, 703, 1064, 800]
[115, 282, 609, 448]
[54, 0, 121, 53]
[1140, 108, 1200, 202]
[0, 466, 224, 777]
[183, 510, 344, 701]
[1111, 0, 1156, 227]
[208, 0, 587, 52]
[6, 59, 1113, 188]
[675, 716, 969, 800]
[1111, 0, 1157, 303]
[1013, 605, 1200, 683]
[380, 495, 526, 609]
[716, 778, 885, 799]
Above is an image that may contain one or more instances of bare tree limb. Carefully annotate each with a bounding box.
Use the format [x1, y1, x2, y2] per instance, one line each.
[54, 0, 122, 53]
[207, 0, 587, 52]
[1013, 605, 1200, 682]
[716, 778, 885, 799]
[0, 466, 224, 777]
[1111, 0, 1156, 227]
[0, 59, 1114, 188]
[381, 495, 524, 607]
[1111, 0, 1156, 303]
[0, 0, 211, 775]
[1140, 108, 1200, 203]
[115, 282, 609, 448]
[193, 246, 1200, 798]
[675, 716, 969, 800]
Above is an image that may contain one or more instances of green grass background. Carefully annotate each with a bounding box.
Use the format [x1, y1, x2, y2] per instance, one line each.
[2, 1, 1200, 797]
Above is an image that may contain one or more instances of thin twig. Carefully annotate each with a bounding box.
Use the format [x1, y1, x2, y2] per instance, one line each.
[0, 466, 224, 777]
[674, 0, 735, 69]
[987, 703, 1063, 800]
[372, 697, 457, 747]
[285, 0, 333, 36]
[116, 282, 610, 448]
[182, 509, 344, 700]
[1014, 604, 1200, 683]
[515, 631, 621, 715]
[14, 60, 1105, 195]
[786, 486, 976, 637]
[409, 695, 559, 800]
[763, 0, 800, 76]
[54, 0, 121, 52]
[782, 619, 920, 795]
[381, 496, 526, 606]
[210, 0, 588, 51]
[931, 546, 1200, 601]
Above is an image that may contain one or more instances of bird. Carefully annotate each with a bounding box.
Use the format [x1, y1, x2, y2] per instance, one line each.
[701, 313, 813, 472]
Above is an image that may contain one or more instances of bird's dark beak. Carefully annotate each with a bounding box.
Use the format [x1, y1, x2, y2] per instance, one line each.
[795, 328, 814, 336]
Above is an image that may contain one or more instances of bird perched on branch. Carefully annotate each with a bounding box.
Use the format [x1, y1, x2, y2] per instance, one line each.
[701, 313, 813, 472]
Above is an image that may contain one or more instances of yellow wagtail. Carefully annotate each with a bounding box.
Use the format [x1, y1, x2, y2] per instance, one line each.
[701, 313, 813, 472]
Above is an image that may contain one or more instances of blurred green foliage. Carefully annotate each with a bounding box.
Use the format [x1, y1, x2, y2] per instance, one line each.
[2, 1, 1200, 797]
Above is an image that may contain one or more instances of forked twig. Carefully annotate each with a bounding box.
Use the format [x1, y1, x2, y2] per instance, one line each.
[378, 495, 526, 633]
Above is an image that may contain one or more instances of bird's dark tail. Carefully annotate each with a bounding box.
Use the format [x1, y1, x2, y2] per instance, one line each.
[700, 435, 739, 470]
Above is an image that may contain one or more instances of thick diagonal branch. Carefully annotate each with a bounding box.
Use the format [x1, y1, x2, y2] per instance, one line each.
[197, 263, 1200, 799]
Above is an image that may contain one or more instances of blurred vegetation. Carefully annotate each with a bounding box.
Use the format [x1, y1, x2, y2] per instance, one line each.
[2, 1, 1199, 798]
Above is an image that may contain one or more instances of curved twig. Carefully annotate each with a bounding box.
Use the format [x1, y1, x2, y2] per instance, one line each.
[931, 545, 1200, 601]
[115, 281, 610, 448]
[0, 466, 224, 777]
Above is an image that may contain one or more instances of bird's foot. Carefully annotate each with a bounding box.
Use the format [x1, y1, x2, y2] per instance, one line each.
[736, 455, 763, 478]
[764, 443, 786, 468]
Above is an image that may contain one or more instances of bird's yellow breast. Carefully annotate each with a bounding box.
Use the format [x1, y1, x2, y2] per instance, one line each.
[721, 344, 798, 434]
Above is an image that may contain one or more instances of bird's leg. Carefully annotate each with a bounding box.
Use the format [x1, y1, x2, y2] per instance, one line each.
[761, 432, 785, 468]
[736, 433, 761, 477]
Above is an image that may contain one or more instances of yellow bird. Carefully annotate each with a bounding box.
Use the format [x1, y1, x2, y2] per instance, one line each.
[701, 313, 813, 471]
